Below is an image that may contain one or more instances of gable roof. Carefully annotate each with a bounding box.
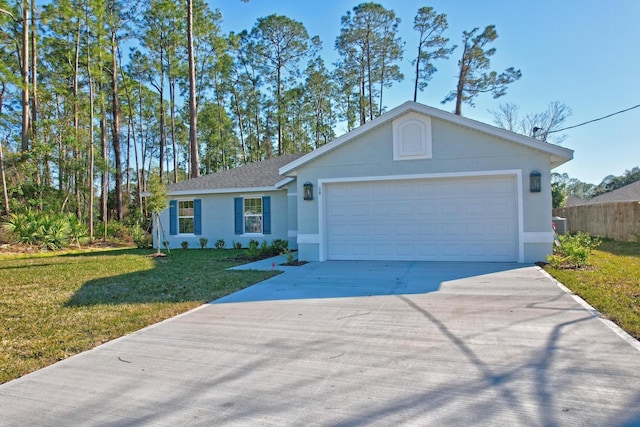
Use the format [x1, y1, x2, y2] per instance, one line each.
[565, 196, 587, 207]
[587, 180, 640, 204]
[280, 101, 574, 176]
[166, 154, 305, 196]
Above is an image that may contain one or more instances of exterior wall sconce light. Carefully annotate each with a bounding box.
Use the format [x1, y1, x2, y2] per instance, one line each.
[530, 171, 542, 193]
[303, 182, 313, 200]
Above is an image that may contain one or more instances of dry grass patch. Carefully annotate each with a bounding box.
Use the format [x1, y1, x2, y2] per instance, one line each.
[0, 248, 278, 384]
[545, 240, 640, 340]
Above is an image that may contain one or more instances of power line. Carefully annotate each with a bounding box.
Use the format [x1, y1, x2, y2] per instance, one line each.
[548, 103, 640, 134]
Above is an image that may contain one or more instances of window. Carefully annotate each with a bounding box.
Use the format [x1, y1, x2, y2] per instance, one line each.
[234, 196, 270, 235]
[244, 197, 262, 234]
[178, 200, 195, 234]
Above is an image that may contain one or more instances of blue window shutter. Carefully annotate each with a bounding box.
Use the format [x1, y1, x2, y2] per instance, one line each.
[234, 197, 243, 234]
[262, 196, 271, 235]
[169, 200, 177, 235]
[194, 199, 202, 235]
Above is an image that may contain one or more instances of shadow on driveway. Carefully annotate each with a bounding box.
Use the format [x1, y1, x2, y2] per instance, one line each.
[217, 260, 525, 303]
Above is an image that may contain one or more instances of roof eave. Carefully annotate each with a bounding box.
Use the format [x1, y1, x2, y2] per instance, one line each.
[279, 101, 574, 174]
[165, 186, 284, 197]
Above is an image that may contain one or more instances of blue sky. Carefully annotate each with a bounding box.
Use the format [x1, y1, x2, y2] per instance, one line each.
[211, 0, 640, 185]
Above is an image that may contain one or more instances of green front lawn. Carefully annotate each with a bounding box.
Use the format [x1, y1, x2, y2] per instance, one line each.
[544, 240, 640, 340]
[2, 241, 638, 385]
[0, 248, 278, 384]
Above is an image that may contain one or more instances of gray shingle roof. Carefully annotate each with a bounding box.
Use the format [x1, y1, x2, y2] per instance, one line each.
[565, 196, 586, 207]
[166, 154, 304, 194]
[587, 180, 640, 204]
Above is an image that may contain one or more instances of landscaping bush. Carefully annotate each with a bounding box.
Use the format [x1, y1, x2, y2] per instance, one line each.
[242, 239, 293, 260]
[95, 221, 140, 243]
[199, 237, 209, 249]
[181, 241, 189, 249]
[2, 210, 89, 249]
[233, 241, 242, 250]
[132, 225, 152, 249]
[247, 239, 260, 258]
[215, 239, 225, 249]
[547, 232, 602, 269]
[271, 238, 288, 254]
[259, 240, 270, 256]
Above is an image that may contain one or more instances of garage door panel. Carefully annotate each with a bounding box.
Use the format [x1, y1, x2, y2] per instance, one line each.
[325, 176, 518, 262]
[395, 223, 413, 236]
[441, 202, 460, 215]
[417, 223, 438, 236]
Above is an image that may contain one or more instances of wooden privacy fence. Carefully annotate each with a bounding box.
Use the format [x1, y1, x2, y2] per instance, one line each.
[553, 201, 640, 242]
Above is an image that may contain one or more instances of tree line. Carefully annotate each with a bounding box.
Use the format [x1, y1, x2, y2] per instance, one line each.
[1, 0, 525, 240]
[552, 167, 640, 208]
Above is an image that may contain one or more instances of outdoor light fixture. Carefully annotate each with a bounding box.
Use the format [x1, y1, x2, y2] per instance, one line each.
[530, 171, 542, 193]
[303, 182, 313, 200]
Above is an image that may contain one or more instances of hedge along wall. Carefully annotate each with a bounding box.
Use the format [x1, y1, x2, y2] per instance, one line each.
[553, 201, 640, 242]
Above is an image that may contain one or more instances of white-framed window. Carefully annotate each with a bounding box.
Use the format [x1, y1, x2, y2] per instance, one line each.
[178, 200, 195, 234]
[244, 197, 263, 234]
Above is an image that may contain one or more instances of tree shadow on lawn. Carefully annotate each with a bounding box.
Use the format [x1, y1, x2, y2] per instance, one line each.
[596, 240, 640, 257]
[65, 250, 279, 307]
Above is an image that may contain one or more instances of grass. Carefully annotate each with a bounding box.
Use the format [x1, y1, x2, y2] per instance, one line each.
[544, 240, 640, 340]
[0, 248, 278, 384]
[3, 241, 638, 384]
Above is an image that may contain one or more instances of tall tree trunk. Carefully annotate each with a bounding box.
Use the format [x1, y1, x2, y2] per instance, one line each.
[0, 83, 8, 215]
[187, 0, 199, 178]
[276, 65, 283, 155]
[88, 67, 95, 242]
[85, 3, 94, 241]
[30, 0, 37, 145]
[119, 47, 143, 216]
[73, 17, 81, 219]
[0, 139, 8, 215]
[158, 49, 166, 181]
[111, 31, 123, 220]
[454, 44, 468, 116]
[20, 0, 30, 152]
[100, 88, 108, 240]
[359, 64, 366, 125]
[232, 91, 247, 163]
[413, 42, 422, 102]
[137, 76, 146, 215]
[168, 68, 178, 183]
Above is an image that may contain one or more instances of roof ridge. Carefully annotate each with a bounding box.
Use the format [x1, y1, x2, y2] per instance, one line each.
[166, 153, 305, 194]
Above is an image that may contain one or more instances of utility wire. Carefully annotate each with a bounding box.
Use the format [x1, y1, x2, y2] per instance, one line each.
[548, 103, 640, 133]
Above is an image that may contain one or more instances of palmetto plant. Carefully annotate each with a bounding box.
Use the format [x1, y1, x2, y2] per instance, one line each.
[3, 210, 41, 245]
[66, 214, 89, 248]
[2, 210, 81, 249]
[37, 214, 71, 250]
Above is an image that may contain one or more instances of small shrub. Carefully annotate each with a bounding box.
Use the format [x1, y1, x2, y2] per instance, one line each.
[247, 239, 260, 258]
[214, 239, 225, 249]
[132, 225, 152, 249]
[283, 248, 295, 264]
[66, 215, 89, 247]
[199, 237, 208, 249]
[181, 241, 189, 249]
[547, 232, 601, 268]
[271, 238, 288, 254]
[233, 241, 242, 250]
[259, 240, 270, 256]
[134, 233, 152, 249]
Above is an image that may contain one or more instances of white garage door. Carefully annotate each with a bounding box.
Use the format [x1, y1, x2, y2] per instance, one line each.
[324, 175, 518, 262]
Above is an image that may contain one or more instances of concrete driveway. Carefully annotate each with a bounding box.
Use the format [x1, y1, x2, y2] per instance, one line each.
[1, 260, 640, 426]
